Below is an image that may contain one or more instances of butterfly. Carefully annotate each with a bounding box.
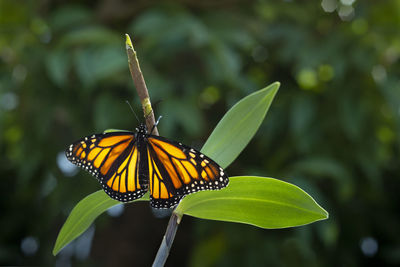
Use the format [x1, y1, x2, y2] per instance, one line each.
[65, 123, 229, 209]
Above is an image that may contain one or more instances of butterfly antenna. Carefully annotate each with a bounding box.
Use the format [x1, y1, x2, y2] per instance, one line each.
[150, 116, 162, 134]
[125, 100, 141, 124]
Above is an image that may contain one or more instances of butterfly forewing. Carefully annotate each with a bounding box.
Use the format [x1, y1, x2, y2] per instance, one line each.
[65, 132, 147, 202]
[65, 124, 229, 209]
[146, 135, 229, 208]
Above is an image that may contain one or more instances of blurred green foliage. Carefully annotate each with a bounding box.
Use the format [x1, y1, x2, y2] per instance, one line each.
[1, 0, 399, 266]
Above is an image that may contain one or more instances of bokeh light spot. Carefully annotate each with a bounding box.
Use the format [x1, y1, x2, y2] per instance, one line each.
[5, 126, 22, 144]
[360, 237, 378, 257]
[0, 46, 14, 63]
[21, 236, 39, 256]
[371, 65, 387, 83]
[57, 151, 78, 177]
[321, 0, 338, 13]
[341, 0, 356, 5]
[200, 86, 220, 107]
[296, 68, 318, 90]
[377, 126, 395, 144]
[12, 65, 27, 82]
[41, 173, 58, 197]
[338, 5, 355, 21]
[318, 64, 335, 82]
[384, 46, 400, 64]
[0, 92, 18, 111]
[107, 204, 125, 217]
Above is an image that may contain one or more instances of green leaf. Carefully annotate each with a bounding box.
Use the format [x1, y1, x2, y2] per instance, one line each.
[59, 26, 120, 47]
[201, 82, 279, 168]
[50, 6, 92, 31]
[175, 176, 328, 229]
[103, 129, 130, 133]
[74, 46, 126, 87]
[53, 190, 148, 255]
[46, 49, 70, 87]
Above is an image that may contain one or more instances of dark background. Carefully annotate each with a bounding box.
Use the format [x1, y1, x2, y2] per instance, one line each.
[1, 0, 399, 266]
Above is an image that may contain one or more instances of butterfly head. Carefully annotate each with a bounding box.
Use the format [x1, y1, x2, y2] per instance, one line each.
[136, 123, 148, 134]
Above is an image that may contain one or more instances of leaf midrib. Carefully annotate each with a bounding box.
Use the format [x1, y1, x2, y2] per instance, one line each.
[181, 195, 325, 217]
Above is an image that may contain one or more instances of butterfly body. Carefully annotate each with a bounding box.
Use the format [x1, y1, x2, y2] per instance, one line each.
[66, 124, 229, 209]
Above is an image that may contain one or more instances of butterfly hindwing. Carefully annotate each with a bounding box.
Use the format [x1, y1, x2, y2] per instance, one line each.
[146, 135, 229, 208]
[66, 124, 229, 209]
[146, 145, 182, 208]
[65, 132, 148, 202]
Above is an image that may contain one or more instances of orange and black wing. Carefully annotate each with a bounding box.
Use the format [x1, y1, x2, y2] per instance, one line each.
[146, 135, 229, 208]
[65, 132, 148, 202]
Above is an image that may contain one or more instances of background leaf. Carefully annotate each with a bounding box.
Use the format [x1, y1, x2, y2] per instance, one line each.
[3, 1, 400, 265]
[176, 176, 328, 229]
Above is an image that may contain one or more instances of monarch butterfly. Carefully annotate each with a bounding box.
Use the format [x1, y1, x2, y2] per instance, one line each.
[65, 124, 229, 209]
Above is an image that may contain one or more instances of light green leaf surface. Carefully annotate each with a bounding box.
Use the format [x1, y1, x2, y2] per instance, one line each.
[103, 128, 129, 133]
[175, 176, 328, 229]
[53, 190, 148, 255]
[201, 82, 279, 168]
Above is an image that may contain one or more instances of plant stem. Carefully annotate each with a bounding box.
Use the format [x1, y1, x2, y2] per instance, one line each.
[152, 212, 182, 267]
[125, 33, 159, 135]
[125, 33, 180, 266]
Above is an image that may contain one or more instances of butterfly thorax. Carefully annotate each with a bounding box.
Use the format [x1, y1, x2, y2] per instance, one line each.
[135, 123, 148, 150]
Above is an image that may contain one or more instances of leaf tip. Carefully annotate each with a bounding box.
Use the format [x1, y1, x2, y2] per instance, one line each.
[315, 205, 329, 221]
[52, 246, 59, 256]
[272, 81, 280, 87]
[322, 209, 329, 219]
[269, 81, 280, 92]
